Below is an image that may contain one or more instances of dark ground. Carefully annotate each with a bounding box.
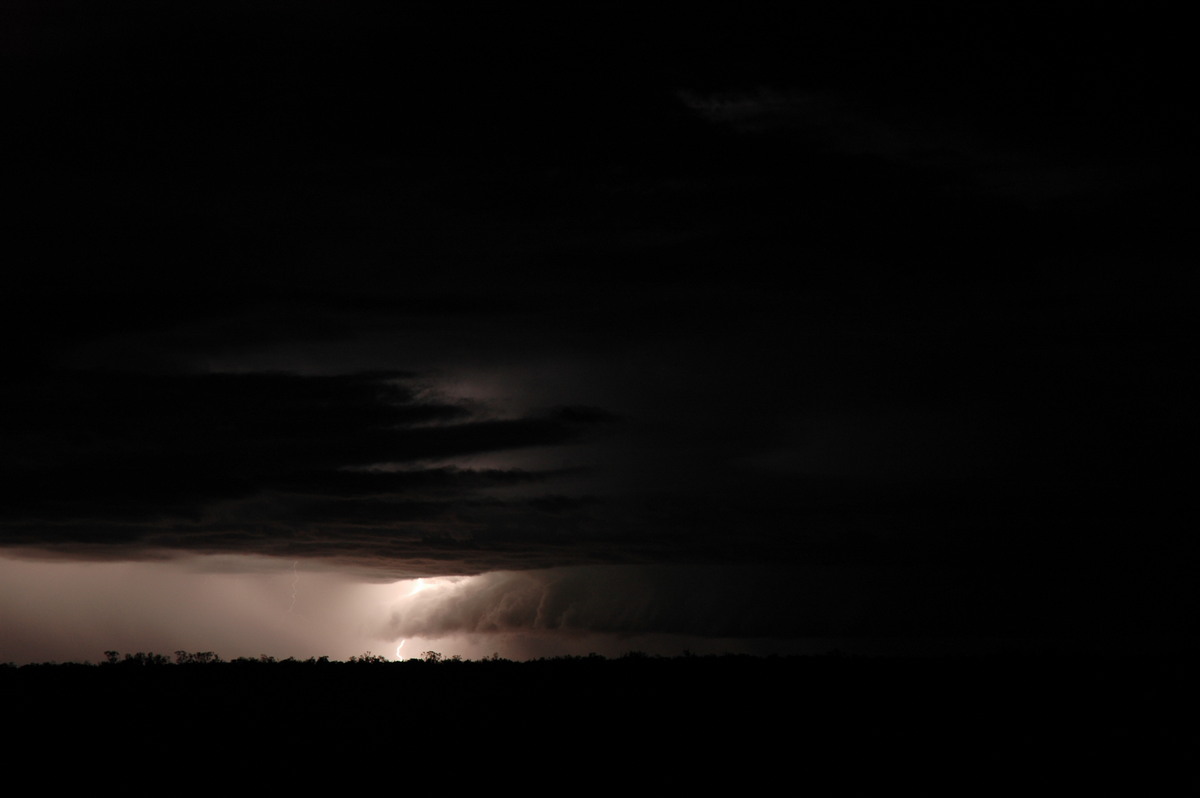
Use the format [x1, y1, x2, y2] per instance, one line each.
[6, 652, 1198, 790]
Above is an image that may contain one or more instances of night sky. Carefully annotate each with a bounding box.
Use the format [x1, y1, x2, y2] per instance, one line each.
[1, 1, 1193, 663]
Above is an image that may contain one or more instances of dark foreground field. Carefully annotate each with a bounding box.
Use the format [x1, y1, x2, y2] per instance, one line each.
[5, 651, 1197, 790]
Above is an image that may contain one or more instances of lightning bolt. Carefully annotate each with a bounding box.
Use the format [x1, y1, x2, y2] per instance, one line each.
[396, 640, 406, 661]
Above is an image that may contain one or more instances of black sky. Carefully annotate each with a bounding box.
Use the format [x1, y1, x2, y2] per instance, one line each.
[2, 1, 1194, 655]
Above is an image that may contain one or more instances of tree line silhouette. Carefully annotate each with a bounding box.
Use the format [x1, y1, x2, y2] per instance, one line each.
[7, 647, 633, 668]
[4, 647, 1196, 791]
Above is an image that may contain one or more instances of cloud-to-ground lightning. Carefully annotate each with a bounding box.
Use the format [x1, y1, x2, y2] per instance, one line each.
[395, 639, 406, 661]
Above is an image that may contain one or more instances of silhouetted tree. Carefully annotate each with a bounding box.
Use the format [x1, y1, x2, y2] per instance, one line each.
[121, 651, 171, 666]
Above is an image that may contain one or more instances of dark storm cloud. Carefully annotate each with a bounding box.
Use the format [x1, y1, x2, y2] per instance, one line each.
[0, 369, 623, 567]
[1, 1, 1193, 647]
